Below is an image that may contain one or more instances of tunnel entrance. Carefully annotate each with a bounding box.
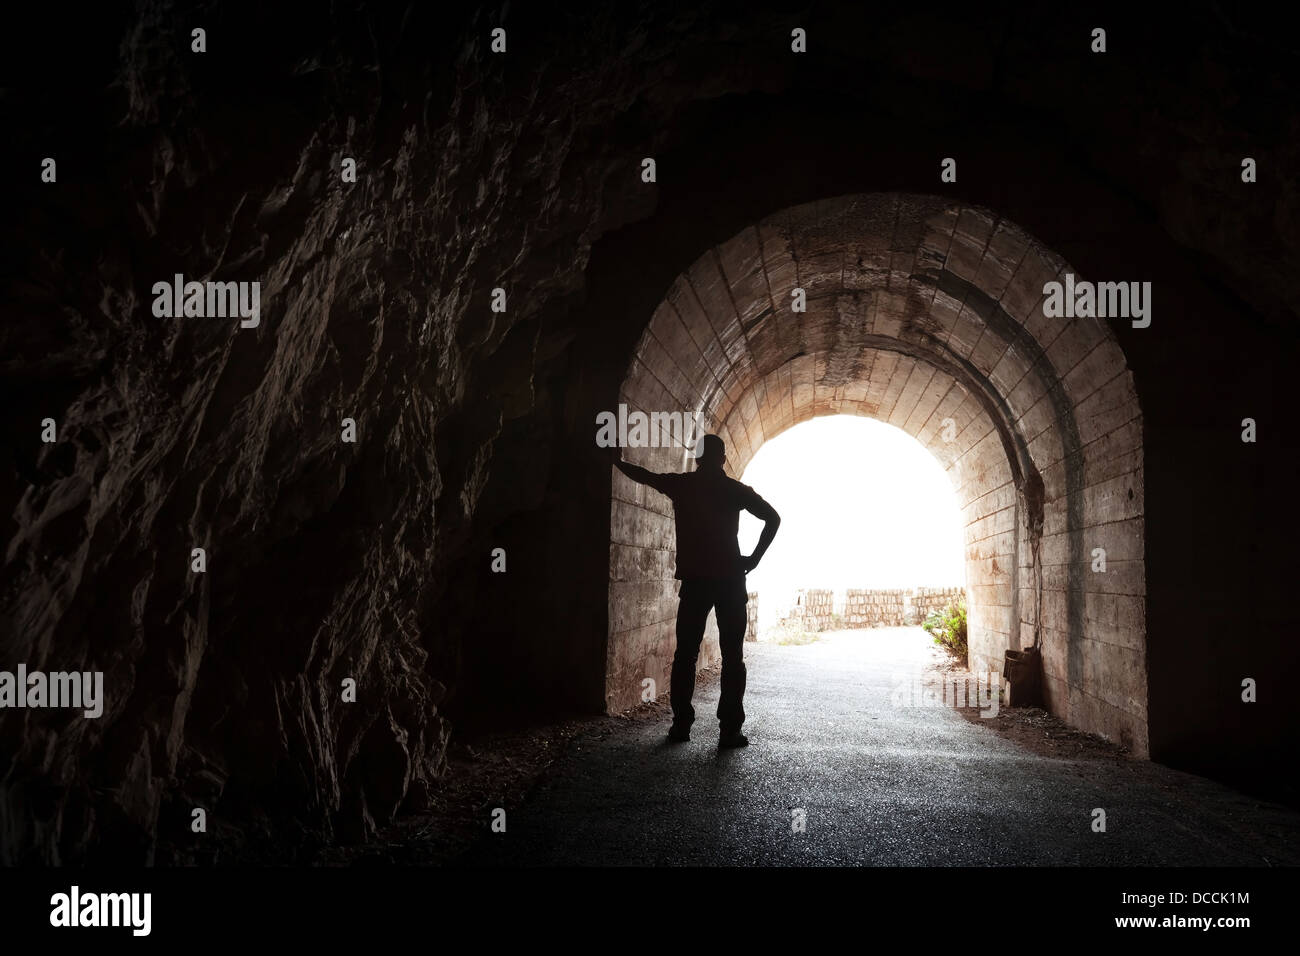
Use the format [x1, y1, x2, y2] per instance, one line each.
[606, 193, 1148, 755]
[734, 415, 966, 639]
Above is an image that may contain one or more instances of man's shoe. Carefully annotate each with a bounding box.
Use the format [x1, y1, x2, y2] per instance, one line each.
[667, 723, 691, 743]
[719, 732, 749, 748]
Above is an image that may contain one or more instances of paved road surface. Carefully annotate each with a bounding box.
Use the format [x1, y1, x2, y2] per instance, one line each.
[465, 628, 1300, 866]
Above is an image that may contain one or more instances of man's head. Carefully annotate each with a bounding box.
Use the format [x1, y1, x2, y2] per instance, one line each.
[695, 434, 726, 471]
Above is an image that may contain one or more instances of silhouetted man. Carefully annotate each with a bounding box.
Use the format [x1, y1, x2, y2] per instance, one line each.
[613, 435, 780, 747]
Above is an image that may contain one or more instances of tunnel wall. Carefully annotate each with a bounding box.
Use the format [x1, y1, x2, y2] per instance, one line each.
[608, 195, 1149, 754]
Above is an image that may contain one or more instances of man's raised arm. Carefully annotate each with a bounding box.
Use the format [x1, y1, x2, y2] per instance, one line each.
[611, 449, 674, 496]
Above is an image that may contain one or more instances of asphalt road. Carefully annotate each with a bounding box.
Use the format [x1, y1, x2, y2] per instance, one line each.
[464, 628, 1300, 866]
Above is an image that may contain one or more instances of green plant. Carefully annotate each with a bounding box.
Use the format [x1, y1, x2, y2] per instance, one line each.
[922, 599, 968, 662]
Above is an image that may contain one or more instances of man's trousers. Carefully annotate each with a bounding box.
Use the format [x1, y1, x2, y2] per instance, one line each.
[671, 576, 748, 735]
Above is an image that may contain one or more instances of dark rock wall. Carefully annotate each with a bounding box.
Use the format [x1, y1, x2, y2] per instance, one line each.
[1, 1, 1295, 862]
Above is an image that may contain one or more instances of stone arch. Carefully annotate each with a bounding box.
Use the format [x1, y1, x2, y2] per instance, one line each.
[608, 193, 1147, 755]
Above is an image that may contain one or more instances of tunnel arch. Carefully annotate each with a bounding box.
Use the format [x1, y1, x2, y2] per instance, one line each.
[608, 192, 1147, 755]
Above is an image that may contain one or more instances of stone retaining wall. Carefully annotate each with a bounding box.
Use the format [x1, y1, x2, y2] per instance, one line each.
[789, 588, 835, 631]
[843, 589, 907, 627]
[911, 586, 966, 622]
[780, 587, 967, 630]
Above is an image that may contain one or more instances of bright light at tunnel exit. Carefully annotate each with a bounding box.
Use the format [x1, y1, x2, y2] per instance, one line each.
[737, 415, 965, 629]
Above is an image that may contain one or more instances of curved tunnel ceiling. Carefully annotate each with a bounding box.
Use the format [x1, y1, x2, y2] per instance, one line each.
[629, 193, 1109, 493]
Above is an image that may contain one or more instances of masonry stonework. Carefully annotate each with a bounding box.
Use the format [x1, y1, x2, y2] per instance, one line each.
[777, 587, 966, 629]
[913, 587, 967, 621]
[789, 589, 836, 631]
[842, 589, 905, 628]
[609, 193, 1149, 757]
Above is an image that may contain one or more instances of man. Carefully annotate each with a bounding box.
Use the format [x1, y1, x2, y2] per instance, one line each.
[613, 434, 780, 748]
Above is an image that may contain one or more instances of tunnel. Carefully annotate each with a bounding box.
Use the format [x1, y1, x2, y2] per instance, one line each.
[608, 193, 1147, 753]
[2, 0, 1296, 867]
